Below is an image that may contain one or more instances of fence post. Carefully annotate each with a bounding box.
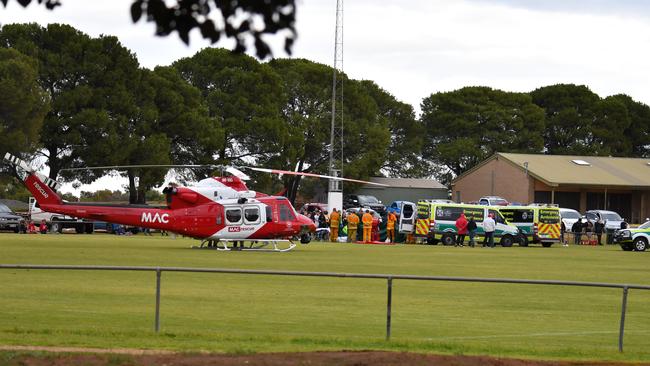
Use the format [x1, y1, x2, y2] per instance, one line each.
[386, 277, 392, 341]
[155, 268, 162, 333]
[618, 286, 629, 352]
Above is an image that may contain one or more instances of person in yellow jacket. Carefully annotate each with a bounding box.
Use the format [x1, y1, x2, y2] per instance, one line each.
[362, 209, 373, 242]
[347, 211, 359, 242]
[329, 208, 340, 242]
[386, 210, 397, 243]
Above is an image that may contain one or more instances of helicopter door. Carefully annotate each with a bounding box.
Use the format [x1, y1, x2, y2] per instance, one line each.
[243, 206, 261, 226]
[398, 201, 416, 233]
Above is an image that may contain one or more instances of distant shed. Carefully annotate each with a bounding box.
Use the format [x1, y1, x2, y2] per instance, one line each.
[355, 177, 448, 204]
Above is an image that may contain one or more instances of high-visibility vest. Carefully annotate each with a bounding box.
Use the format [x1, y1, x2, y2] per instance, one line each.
[362, 213, 373, 227]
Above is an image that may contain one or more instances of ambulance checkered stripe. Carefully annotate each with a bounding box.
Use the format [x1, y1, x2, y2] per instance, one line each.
[538, 223, 560, 239]
[415, 219, 430, 235]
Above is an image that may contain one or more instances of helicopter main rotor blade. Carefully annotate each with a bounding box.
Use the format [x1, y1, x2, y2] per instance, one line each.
[59, 164, 221, 172]
[58, 164, 387, 186]
[243, 167, 390, 187]
[225, 166, 250, 181]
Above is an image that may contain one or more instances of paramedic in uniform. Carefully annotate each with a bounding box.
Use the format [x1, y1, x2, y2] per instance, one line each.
[362, 210, 373, 243]
[386, 210, 397, 243]
[329, 208, 340, 242]
[347, 210, 359, 242]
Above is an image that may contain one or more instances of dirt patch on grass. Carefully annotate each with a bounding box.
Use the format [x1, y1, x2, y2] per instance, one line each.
[2, 348, 648, 366]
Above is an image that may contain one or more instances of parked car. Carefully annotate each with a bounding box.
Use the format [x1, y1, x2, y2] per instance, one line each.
[614, 220, 650, 251]
[300, 202, 328, 214]
[344, 194, 386, 214]
[478, 196, 509, 206]
[346, 207, 382, 221]
[0, 203, 24, 233]
[585, 210, 625, 229]
[559, 208, 581, 231]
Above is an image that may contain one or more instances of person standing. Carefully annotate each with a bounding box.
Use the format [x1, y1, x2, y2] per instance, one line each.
[329, 208, 340, 242]
[585, 219, 594, 245]
[318, 212, 328, 241]
[594, 218, 604, 245]
[483, 213, 496, 248]
[561, 221, 568, 247]
[467, 216, 477, 247]
[362, 210, 373, 243]
[572, 218, 583, 245]
[455, 212, 468, 247]
[347, 210, 359, 242]
[386, 210, 397, 243]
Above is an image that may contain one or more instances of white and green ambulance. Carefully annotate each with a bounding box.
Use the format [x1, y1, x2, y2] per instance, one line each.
[415, 201, 520, 247]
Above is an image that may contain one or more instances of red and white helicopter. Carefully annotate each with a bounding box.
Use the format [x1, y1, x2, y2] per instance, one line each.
[4, 153, 386, 252]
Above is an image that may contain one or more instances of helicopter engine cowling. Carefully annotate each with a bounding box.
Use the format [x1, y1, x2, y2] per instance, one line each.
[178, 191, 198, 204]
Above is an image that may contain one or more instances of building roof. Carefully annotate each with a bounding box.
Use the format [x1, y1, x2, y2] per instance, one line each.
[491, 153, 650, 188]
[366, 177, 447, 189]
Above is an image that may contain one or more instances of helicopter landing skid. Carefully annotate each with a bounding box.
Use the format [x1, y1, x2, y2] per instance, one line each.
[193, 239, 296, 252]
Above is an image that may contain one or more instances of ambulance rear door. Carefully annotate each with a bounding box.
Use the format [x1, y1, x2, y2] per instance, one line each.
[398, 201, 416, 233]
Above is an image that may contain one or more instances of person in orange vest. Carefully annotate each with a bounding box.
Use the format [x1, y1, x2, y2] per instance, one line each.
[347, 210, 359, 242]
[386, 210, 397, 243]
[362, 209, 373, 243]
[329, 208, 340, 242]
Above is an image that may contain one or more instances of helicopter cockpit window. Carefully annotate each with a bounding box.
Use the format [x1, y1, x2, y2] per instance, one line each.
[244, 207, 260, 224]
[279, 202, 296, 221]
[225, 208, 242, 224]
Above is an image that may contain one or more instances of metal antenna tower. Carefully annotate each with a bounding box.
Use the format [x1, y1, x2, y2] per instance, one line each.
[328, 0, 344, 212]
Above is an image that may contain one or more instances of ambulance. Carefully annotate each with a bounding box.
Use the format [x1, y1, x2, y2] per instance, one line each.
[414, 201, 520, 247]
[498, 205, 561, 247]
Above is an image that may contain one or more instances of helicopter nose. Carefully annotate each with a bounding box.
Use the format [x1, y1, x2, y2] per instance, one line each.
[298, 214, 316, 232]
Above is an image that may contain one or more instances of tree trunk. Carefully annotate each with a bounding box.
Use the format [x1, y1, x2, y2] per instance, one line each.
[46, 147, 60, 180]
[128, 170, 138, 204]
[286, 160, 305, 205]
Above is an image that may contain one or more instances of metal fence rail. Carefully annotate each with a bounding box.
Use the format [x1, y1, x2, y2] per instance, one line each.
[2, 264, 650, 352]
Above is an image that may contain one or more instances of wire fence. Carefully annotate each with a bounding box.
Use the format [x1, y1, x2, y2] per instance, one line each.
[2, 264, 650, 352]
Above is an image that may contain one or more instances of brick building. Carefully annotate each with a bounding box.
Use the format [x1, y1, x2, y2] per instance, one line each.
[451, 153, 650, 223]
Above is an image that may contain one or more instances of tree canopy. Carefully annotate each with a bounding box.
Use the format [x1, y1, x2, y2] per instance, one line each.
[0, 47, 49, 158]
[3, 22, 650, 203]
[266, 58, 391, 203]
[421, 86, 545, 179]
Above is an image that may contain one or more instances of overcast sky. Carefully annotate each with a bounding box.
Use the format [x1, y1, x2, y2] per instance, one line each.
[2, 0, 650, 193]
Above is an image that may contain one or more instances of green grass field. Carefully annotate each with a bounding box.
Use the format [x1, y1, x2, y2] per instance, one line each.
[0, 233, 649, 361]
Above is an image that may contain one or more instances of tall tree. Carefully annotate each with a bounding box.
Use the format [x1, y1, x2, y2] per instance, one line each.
[420, 86, 545, 177]
[149, 65, 223, 172]
[0, 48, 49, 158]
[608, 94, 650, 158]
[0, 23, 141, 181]
[590, 96, 631, 156]
[173, 48, 285, 172]
[357, 80, 427, 178]
[530, 84, 600, 155]
[2, 0, 297, 59]
[266, 58, 390, 203]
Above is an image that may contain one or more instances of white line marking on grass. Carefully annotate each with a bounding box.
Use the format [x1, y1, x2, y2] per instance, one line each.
[426, 329, 650, 341]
